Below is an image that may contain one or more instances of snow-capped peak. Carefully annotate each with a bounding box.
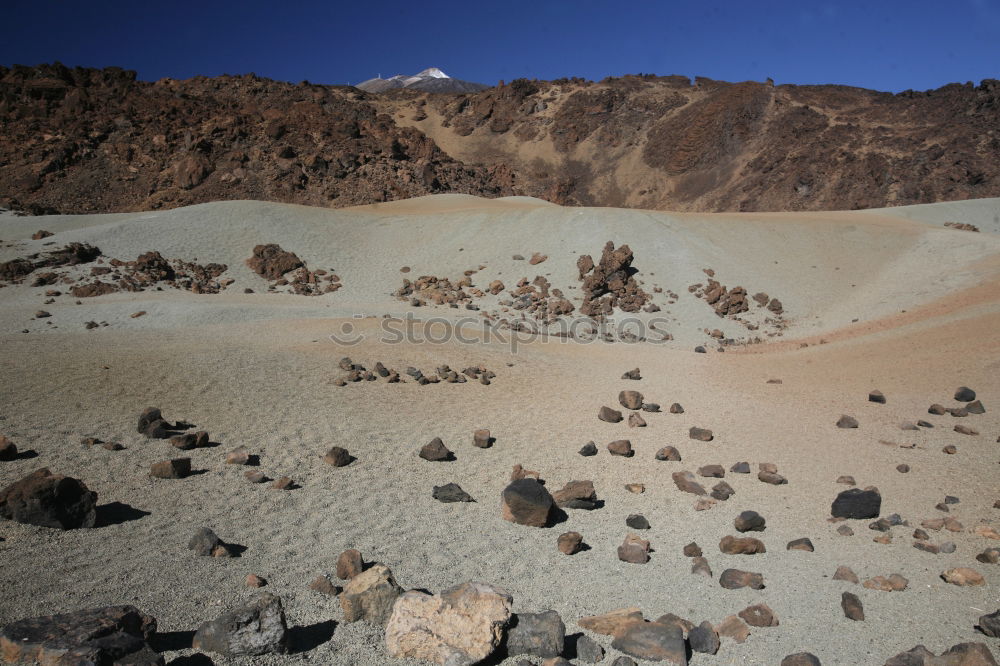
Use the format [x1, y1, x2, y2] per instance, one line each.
[415, 67, 450, 79]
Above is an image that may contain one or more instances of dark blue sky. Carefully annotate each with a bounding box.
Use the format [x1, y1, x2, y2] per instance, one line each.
[3, 0, 998, 92]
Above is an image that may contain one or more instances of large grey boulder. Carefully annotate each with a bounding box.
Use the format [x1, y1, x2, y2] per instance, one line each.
[192, 593, 287, 656]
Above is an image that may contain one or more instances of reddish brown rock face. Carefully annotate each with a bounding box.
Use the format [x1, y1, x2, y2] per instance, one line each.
[3, 66, 998, 216]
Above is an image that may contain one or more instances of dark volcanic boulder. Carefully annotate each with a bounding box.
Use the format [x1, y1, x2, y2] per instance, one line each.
[0, 605, 159, 666]
[0, 468, 97, 529]
[831, 488, 882, 519]
[193, 593, 288, 656]
[246, 244, 303, 280]
[610, 621, 685, 663]
[501, 478, 554, 527]
[506, 610, 565, 659]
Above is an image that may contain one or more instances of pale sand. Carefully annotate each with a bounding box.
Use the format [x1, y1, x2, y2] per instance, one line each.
[0, 196, 997, 665]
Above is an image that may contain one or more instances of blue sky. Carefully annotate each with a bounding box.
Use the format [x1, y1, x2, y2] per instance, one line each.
[3, 0, 998, 92]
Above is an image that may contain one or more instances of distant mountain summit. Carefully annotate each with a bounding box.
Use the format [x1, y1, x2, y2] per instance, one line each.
[355, 67, 488, 93]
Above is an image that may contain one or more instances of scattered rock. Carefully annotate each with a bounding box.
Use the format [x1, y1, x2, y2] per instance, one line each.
[836, 415, 859, 429]
[655, 446, 681, 461]
[720, 535, 766, 555]
[837, 525, 854, 536]
[781, 653, 821, 666]
[552, 480, 599, 510]
[730, 461, 750, 473]
[385, 582, 512, 664]
[715, 615, 750, 643]
[622, 368, 641, 380]
[246, 574, 266, 588]
[862, 574, 908, 591]
[557, 532, 583, 555]
[928, 404, 947, 415]
[149, 458, 191, 479]
[954, 425, 978, 436]
[599, 406, 623, 423]
[669, 403, 684, 414]
[619, 391, 643, 410]
[688, 621, 719, 655]
[711, 481, 735, 501]
[833, 566, 859, 584]
[0, 605, 159, 666]
[896, 464, 910, 473]
[698, 464, 725, 478]
[758, 470, 787, 485]
[419, 438, 453, 462]
[610, 621, 685, 664]
[433, 483, 475, 503]
[0, 468, 97, 529]
[689, 427, 713, 442]
[0, 436, 17, 461]
[627, 413, 646, 428]
[323, 446, 354, 467]
[506, 610, 565, 659]
[735, 511, 766, 532]
[841, 592, 864, 621]
[885, 643, 997, 666]
[683, 542, 702, 557]
[738, 604, 778, 627]
[576, 634, 605, 663]
[787, 538, 815, 552]
[336, 549, 364, 580]
[691, 557, 713, 577]
[618, 533, 651, 564]
[577, 607, 643, 636]
[608, 440, 634, 457]
[966, 400, 985, 414]
[719, 569, 764, 590]
[941, 568, 985, 586]
[341, 564, 404, 626]
[187, 527, 234, 558]
[225, 446, 250, 465]
[626, 514, 650, 530]
[836, 475, 856, 485]
[978, 610, 1000, 638]
[579, 441, 598, 456]
[625, 483, 645, 494]
[672, 471, 706, 495]
[193, 592, 288, 656]
[270, 476, 293, 490]
[954, 386, 976, 402]
[308, 575, 339, 596]
[869, 390, 886, 404]
[831, 488, 881, 519]
[978, 548, 1000, 564]
[473, 429, 492, 448]
[502, 478, 554, 527]
[244, 470, 266, 483]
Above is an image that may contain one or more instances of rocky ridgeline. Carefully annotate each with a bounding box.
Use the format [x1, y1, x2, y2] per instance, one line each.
[0, 376, 998, 664]
[333, 357, 496, 386]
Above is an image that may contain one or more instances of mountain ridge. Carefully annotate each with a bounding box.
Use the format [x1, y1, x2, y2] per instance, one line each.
[1, 63, 998, 215]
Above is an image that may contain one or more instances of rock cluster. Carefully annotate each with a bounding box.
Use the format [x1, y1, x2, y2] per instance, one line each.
[578, 242, 648, 316]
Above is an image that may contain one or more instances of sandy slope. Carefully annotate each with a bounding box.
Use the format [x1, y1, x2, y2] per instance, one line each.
[0, 196, 998, 665]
